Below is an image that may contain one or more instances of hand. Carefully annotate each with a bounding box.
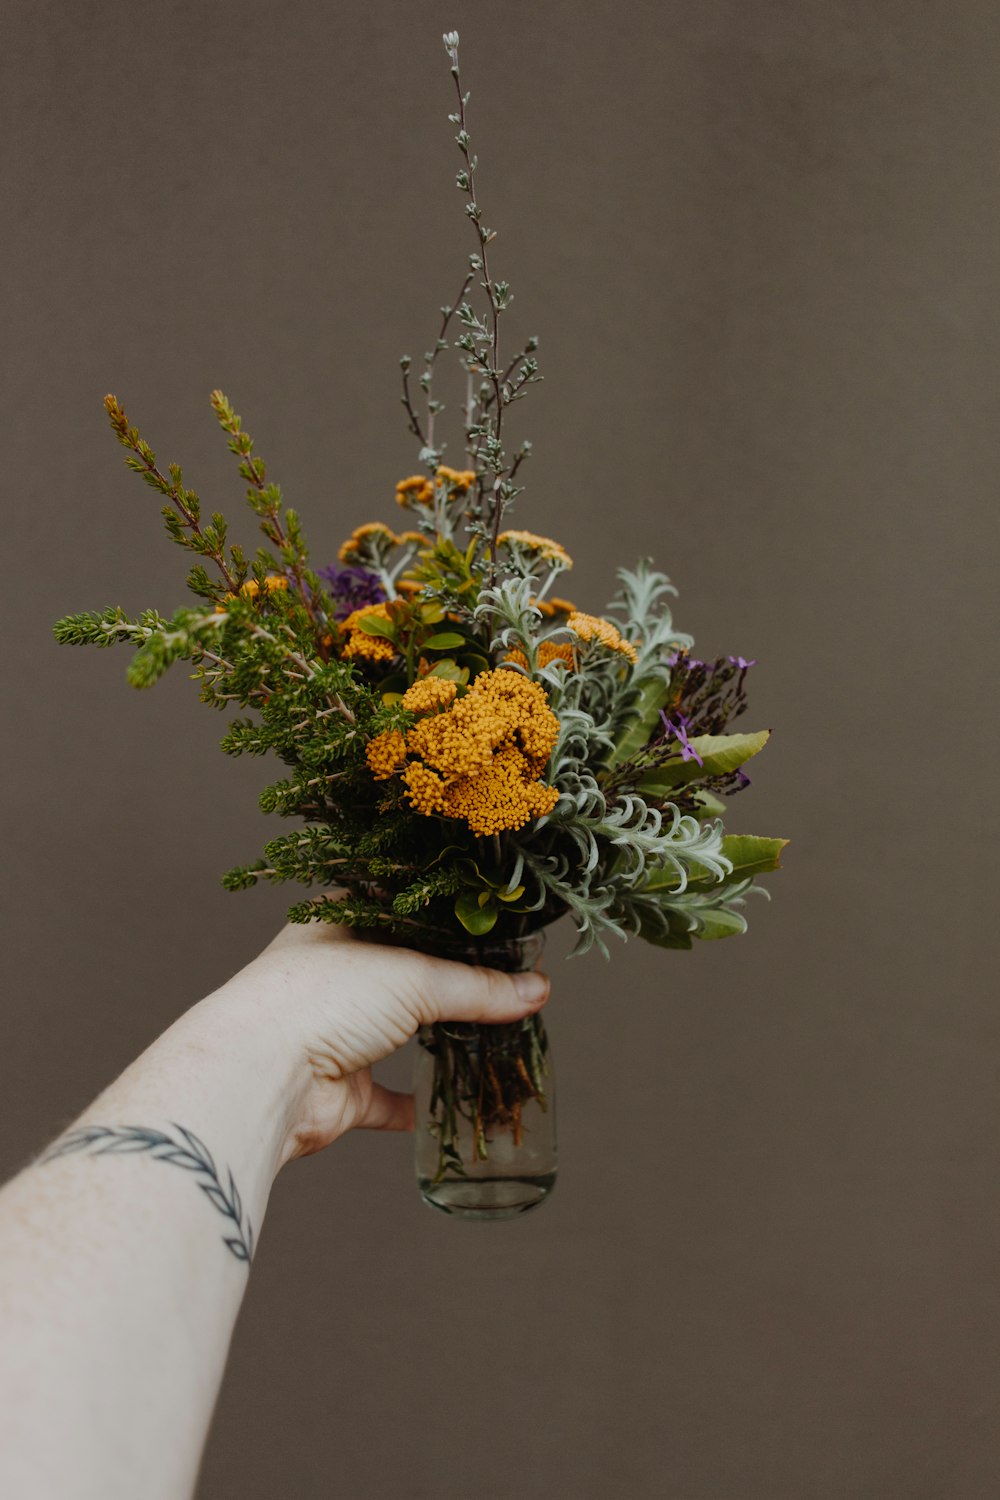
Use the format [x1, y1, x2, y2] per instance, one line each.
[223, 921, 551, 1163]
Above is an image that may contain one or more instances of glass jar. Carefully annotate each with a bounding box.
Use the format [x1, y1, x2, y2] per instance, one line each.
[413, 930, 556, 1220]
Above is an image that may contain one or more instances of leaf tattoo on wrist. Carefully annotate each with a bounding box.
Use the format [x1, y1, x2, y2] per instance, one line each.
[42, 1124, 254, 1265]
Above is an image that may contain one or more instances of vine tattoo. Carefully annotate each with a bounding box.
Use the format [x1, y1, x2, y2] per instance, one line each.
[42, 1124, 254, 1265]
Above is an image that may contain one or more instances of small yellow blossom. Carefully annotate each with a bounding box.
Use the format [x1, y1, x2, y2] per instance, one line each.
[566, 611, 638, 665]
[214, 574, 288, 612]
[505, 642, 576, 672]
[396, 530, 426, 547]
[536, 595, 577, 618]
[498, 530, 573, 569]
[401, 678, 458, 714]
[338, 522, 397, 565]
[435, 466, 477, 492]
[395, 475, 435, 507]
[340, 602, 396, 662]
[401, 761, 447, 815]
[365, 729, 408, 780]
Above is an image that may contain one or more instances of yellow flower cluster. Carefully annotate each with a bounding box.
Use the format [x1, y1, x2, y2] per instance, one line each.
[214, 575, 288, 612]
[498, 530, 573, 569]
[403, 745, 559, 836]
[367, 668, 560, 836]
[341, 602, 396, 662]
[395, 474, 434, 507]
[365, 729, 408, 780]
[536, 595, 576, 619]
[505, 641, 577, 672]
[338, 522, 396, 565]
[436, 465, 477, 492]
[448, 745, 559, 834]
[401, 678, 458, 713]
[566, 610, 638, 664]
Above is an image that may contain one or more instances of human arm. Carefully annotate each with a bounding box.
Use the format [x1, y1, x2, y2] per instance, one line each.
[0, 922, 549, 1500]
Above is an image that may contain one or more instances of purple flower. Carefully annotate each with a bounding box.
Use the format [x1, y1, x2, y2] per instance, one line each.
[317, 565, 387, 621]
[728, 655, 757, 671]
[659, 710, 704, 766]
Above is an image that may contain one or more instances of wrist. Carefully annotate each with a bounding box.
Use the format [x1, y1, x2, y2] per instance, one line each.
[179, 966, 314, 1175]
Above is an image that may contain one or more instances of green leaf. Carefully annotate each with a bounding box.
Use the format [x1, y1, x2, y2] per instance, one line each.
[454, 890, 499, 935]
[639, 730, 770, 791]
[423, 631, 467, 650]
[356, 614, 397, 641]
[420, 602, 446, 624]
[608, 675, 665, 766]
[643, 834, 789, 894]
[692, 790, 726, 820]
[643, 926, 694, 950]
[694, 908, 748, 940]
[426, 658, 467, 682]
[496, 885, 526, 903]
[457, 651, 490, 679]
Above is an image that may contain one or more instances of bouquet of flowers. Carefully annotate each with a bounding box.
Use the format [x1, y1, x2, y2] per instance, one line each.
[54, 32, 787, 1218]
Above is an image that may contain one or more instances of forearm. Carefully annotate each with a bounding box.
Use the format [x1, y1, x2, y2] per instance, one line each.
[0, 962, 304, 1500]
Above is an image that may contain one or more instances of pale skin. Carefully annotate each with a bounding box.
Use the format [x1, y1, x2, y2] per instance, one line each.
[0, 922, 550, 1500]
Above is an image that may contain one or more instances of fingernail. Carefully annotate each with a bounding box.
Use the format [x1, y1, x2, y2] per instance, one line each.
[512, 971, 549, 1006]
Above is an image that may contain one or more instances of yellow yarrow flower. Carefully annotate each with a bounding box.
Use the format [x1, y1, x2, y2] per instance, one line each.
[438, 744, 559, 837]
[406, 669, 558, 778]
[401, 678, 458, 714]
[536, 595, 577, 618]
[365, 729, 408, 780]
[395, 474, 435, 507]
[340, 602, 396, 662]
[505, 641, 577, 672]
[435, 465, 477, 492]
[566, 610, 638, 665]
[401, 761, 446, 815]
[338, 522, 397, 565]
[368, 668, 560, 835]
[498, 530, 573, 569]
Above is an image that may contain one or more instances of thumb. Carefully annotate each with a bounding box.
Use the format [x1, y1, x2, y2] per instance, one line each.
[414, 955, 550, 1025]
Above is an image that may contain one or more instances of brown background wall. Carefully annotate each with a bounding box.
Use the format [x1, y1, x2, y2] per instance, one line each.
[3, 2, 998, 1495]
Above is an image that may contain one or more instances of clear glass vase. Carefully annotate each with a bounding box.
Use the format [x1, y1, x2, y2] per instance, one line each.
[413, 930, 556, 1220]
